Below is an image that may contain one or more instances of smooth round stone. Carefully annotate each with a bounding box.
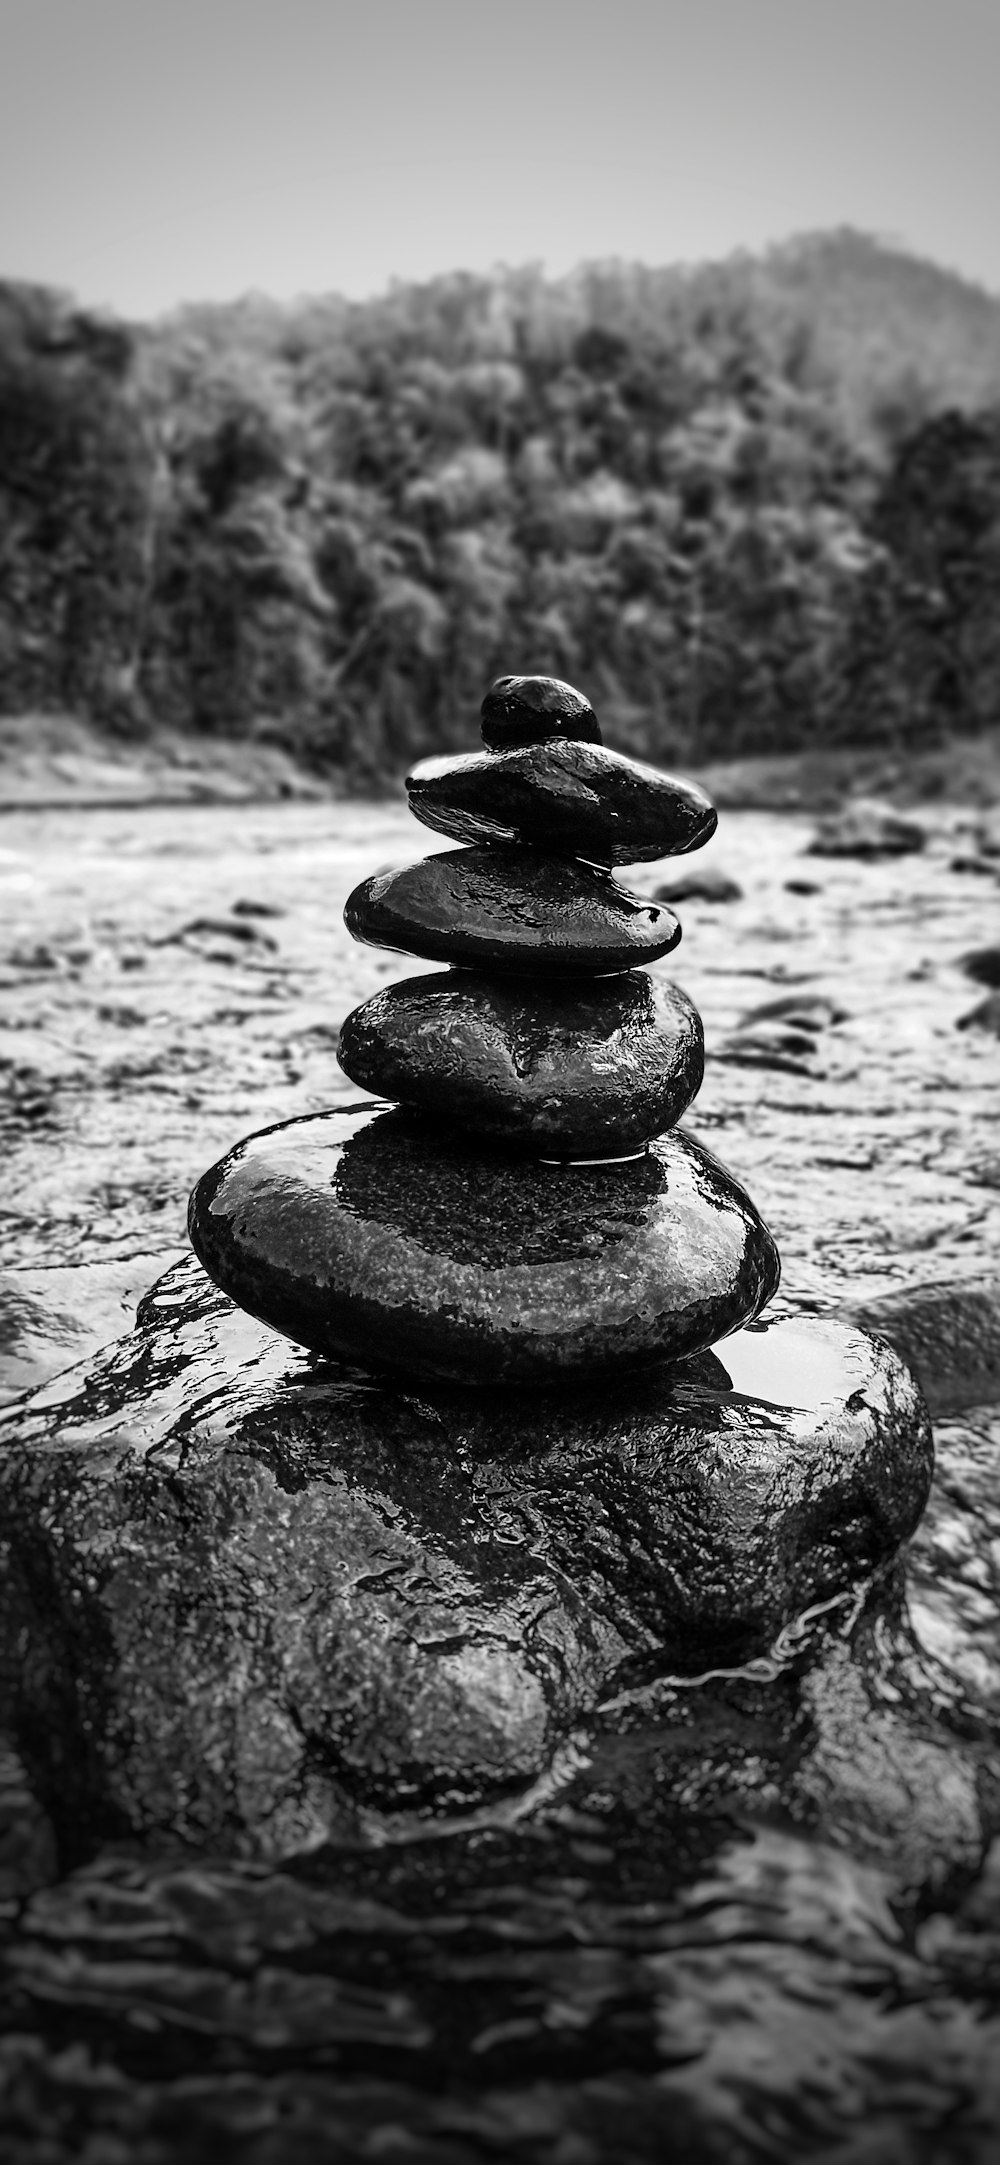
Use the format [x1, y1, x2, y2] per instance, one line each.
[480, 672, 602, 752]
[343, 846, 681, 975]
[188, 1103, 780, 1386]
[337, 971, 704, 1155]
[406, 740, 718, 865]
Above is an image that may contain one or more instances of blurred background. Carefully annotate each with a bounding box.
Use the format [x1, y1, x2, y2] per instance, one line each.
[1, 0, 999, 793]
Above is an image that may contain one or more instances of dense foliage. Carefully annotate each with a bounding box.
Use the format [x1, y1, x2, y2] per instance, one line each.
[2, 233, 1000, 777]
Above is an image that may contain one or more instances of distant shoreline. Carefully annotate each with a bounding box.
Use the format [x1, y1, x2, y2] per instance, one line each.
[2, 712, 998, 817]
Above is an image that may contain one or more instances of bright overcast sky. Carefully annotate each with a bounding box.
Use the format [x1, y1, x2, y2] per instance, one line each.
[1, 0, 998, 318]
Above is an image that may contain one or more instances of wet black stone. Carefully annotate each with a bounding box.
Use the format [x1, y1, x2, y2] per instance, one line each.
[0, 1255, 931, 1847]
[406, 741, 717, 865]
[338, 971, 704, 1155]
[480, 672, 602, 752]
[188, 1103, 780, 1386]
[344, 846, 681, 975]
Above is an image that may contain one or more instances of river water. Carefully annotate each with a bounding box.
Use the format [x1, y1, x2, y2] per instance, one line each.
[1, 796, 1000, 2160]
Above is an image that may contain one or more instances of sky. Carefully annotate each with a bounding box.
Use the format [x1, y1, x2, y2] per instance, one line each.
[1, 0, 998, 319]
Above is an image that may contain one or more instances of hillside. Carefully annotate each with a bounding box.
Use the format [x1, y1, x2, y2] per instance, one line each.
[2, 232, 999, 777]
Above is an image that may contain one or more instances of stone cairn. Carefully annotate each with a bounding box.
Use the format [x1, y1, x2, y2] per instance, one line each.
[189, 675, 782, 1385]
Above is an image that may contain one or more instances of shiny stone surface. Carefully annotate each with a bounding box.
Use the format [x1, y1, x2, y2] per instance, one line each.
[344, 845, 681, 975]
[480, 672, 602, 752]
[406, 740, 718, 864]
[338, 970, 704, 1154]
[188, 1101, 780, 1385]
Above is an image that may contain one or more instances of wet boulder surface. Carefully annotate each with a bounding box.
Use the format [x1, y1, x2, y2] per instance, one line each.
[4, 1261, 1000, 2162]
[0, 1252, 933, 1849]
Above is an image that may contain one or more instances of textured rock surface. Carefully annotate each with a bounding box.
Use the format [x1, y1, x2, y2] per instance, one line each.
[406, 741, 718, 864]
[479, 671, 602, 751]
[0, 1256, 931, 1852]
[344, 844, 681, 974]
[188, 1103, 780, 1384]
[337, 970, 704, 1154]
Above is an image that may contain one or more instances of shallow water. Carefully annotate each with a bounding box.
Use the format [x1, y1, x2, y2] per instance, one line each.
[1, 796, 1000, 2160]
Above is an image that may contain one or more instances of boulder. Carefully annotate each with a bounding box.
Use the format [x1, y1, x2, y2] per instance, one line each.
[0, 1258, 931, 1854]
[959, 947, 1000, 989]
[808, 800, 926, 859]
[654, 867, 743, 905]
[957, 992, 1000, 1034]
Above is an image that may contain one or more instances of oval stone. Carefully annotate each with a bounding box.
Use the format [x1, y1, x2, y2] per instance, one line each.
[344, 846, 681, 975]
[406, 741, 717, 864]
[337, 971, 704, 1155]
[480, 672, 602, 752]
[188, 1103, 780, 1386]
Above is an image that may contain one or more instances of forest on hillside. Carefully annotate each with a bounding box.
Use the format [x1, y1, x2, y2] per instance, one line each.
[2, 231, 1000, 780]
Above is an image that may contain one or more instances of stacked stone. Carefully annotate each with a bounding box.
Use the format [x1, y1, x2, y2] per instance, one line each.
[189, 676, 781, 1386]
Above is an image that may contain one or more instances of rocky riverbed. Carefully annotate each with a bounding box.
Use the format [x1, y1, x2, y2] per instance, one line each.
[2, 789, 1000, 2161]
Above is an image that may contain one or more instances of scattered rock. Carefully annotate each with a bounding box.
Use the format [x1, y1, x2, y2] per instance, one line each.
[836, 1274, 1000, 1416]
[338, 970, 704, 1156]
[784, 877, 822, 895]
[957, 992, 1000, 1034]
[150, 915, 279, 954]
[188, 1103, 779, 1385]
[741, 993, 850, 1030]
[716, 993, 849, 1076]
[966, 1158, 1000, 1191]
[808, 800, 926, 859]
[0, 1257, 931, 1852]
[959, 947, 1000, 988]
[949, 853, 1000, 877]
[965, 815, 1000, 860]
[232, 898, 287, 918]
[653, 866, 743, 904]
[344, 847, 682, 976]
[406, 741, 717, 866]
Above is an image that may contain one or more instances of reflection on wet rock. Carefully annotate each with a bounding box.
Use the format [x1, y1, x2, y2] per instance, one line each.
[337, 971, 704, 1155]
[0, 1258, 930, 1851]
[344, 845, 681, 974]
[188, 1103, 779, 1383]
[406, 740, 717, 864]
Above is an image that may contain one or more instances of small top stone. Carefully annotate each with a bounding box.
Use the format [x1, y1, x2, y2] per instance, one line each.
[481, 674, 602, 752]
